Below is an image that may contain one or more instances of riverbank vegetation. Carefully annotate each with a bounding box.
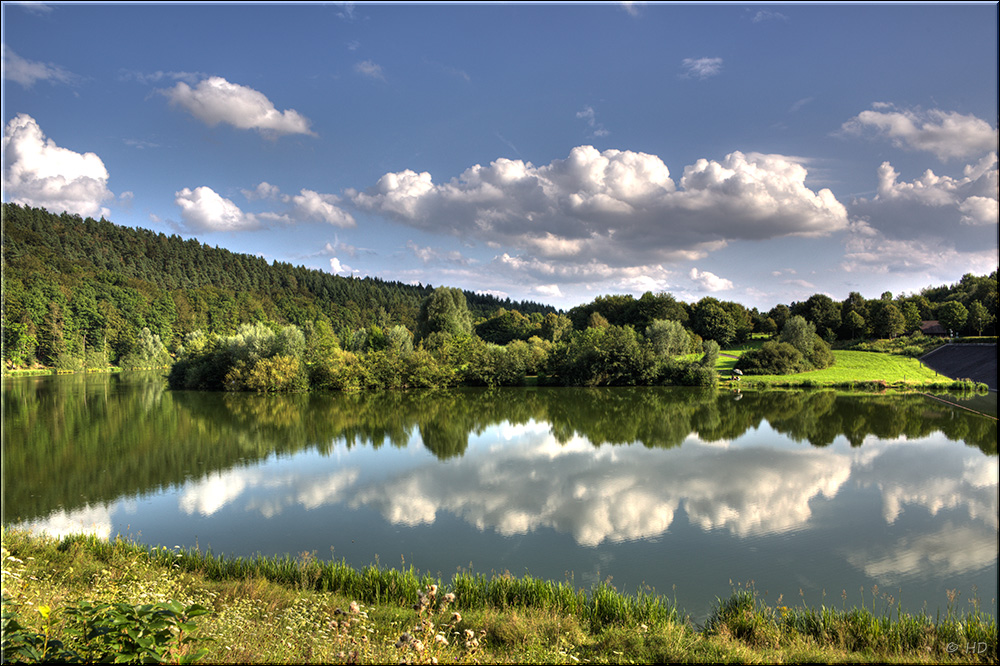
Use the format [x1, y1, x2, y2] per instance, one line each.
[3, 203, 997, 390]
[3, 528, 995, 664]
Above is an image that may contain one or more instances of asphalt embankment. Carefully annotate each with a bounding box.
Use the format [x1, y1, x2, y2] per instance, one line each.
[920, 343, 997, 391]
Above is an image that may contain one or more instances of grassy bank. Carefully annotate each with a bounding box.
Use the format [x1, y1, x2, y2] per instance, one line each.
[715, 347, 987, 390]
[2, 528, 995, 664]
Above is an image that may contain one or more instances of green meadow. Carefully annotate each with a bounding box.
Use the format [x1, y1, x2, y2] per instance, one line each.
[716, 346, 974, 390]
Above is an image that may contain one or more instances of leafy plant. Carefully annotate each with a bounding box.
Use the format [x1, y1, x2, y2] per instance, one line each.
[2, 596, 211, 664]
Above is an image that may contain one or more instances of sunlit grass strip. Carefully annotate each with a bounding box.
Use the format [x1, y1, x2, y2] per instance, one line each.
[717, 349, 968, 388]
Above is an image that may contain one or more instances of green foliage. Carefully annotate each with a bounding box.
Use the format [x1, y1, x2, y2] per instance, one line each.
[229, 355, 308, 393]
[843, 309, 865, 339]
[778, 315, 815, 357]
[965, 300, 994, 336]
[2, 596, 210, 664]
[464, 341, 527, 387]
[552, 325, 654, 386]
[775, 316, 833, 370]
[699, 340, 720, 368]
[937, 300, 969, 335]
[475, 308, 535, 344]
[735, 341, 808, 375]
[796, 293, 841, 342]
[120, 327, 170, 370]
[705, 584, 780, 648]
[416, 287, 473, 342]
[539, 312, 572, 342]
[868, 300, 905, 339]
[645, 319, 688, 359]
[1, 203, 554, 370]
[692, 299, 736, 347]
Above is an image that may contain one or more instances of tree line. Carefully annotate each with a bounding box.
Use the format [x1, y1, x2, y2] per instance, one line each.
[2, 203, 995, 386]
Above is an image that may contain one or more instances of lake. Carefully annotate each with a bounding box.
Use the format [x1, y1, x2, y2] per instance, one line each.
[3, 372, 997, 622]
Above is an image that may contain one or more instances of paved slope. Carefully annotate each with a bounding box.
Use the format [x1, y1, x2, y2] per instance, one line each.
[920, 344, 997, 391]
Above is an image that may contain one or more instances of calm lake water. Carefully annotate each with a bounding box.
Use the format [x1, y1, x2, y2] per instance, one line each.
[3, 372, 997, 622]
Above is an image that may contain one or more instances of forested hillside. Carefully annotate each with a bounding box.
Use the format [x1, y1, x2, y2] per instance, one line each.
[2, 203, 995, 384]
[1, 203, 554, 369]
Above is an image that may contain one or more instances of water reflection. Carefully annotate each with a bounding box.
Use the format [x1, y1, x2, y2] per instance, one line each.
[3, 375, 996, 617]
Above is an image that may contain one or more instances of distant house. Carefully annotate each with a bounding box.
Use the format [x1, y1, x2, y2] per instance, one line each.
[920, 320, 948, 336]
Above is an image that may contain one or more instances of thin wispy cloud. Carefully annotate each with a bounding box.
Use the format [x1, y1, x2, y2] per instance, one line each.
[335, 2, 356, 21]
[121, 69, 206, 86]
[576, 105, 610, 138]
[2, 45, 78, 87]
[790, 97, 815, 113]
[681, 57, 723, 80]
[354, 60, 385, 81]
[620, 2, 643, 17]
[751, 10, 788, 23]
[9, 2, 52, 15]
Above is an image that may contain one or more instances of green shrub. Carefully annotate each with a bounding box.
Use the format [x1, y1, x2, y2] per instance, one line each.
[2, 597, 211, 664]
[734, 341, 808, 375]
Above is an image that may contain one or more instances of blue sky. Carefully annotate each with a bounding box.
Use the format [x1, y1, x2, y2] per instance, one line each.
[3, 2, 997, 311]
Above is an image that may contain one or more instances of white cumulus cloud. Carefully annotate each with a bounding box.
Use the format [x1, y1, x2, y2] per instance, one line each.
[239, 182, 355, 228]
[349, 145, 848, 271]
[175, 186, 260, 232]
[330, 257, 355, 275]
[689, 268, 733, 292]
[3, 113, 113, 218]
[289, 189, 356, 227]
[162, 76, 315, 136]
[848, 152, 998, 261]
[841, 105, 998, 162]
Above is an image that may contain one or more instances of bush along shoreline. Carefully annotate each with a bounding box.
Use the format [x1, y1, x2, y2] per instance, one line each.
[2, 529, 996, 664]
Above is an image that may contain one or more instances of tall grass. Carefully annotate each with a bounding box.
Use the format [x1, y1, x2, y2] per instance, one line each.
[144, 545, 684, 629]
[706, 582, 998, 661]
[6, 530, 997, 664]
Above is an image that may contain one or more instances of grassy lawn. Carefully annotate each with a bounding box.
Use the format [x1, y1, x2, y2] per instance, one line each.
[716, 348, 951, 389]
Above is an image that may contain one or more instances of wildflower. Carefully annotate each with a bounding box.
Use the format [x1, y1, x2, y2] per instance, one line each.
[349, 600, 360, 614]
[435, 633, 448, 646]
[443, 592, 456, 604]
[428, 584, 438, 596]
[451, 612, 462, 624]
[412, 639, 425, 652]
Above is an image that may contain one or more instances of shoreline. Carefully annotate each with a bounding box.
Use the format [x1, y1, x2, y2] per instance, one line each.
[2, 528, 996, 664]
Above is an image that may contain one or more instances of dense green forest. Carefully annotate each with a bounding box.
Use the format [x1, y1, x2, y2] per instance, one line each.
[1, 203, 554, 370]
[2, 203, 996, 390]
